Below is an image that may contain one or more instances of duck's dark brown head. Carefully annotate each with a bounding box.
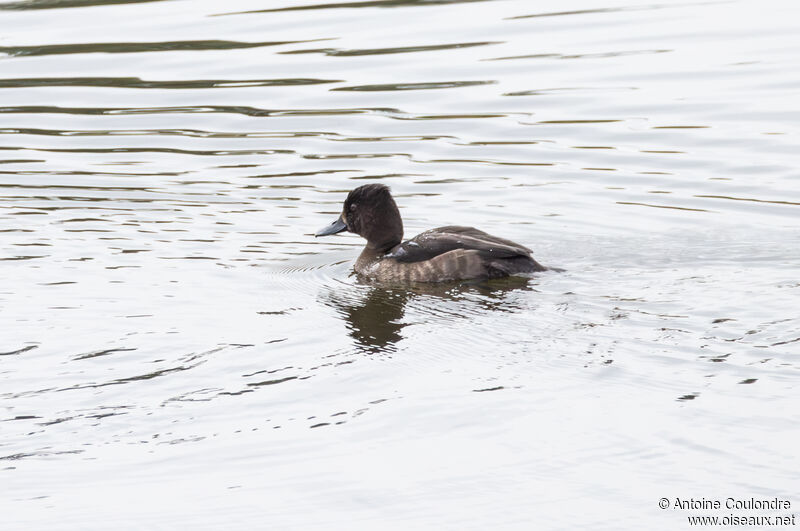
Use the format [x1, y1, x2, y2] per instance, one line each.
[315, 184, 403, 252]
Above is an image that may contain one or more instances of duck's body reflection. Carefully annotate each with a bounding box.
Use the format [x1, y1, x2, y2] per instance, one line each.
[320, 276, 535, 354]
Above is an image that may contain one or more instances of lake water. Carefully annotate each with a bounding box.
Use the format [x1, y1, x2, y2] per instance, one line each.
[1, 0, 799, 529]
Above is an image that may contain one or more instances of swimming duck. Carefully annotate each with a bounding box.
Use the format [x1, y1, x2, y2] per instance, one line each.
[315, 184, 547, 282]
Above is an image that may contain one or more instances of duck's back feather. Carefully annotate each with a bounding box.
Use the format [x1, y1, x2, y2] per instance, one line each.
[387, 225, 533, 263]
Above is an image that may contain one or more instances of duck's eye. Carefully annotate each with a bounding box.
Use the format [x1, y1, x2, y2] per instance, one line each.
[349, 203, 357, 212]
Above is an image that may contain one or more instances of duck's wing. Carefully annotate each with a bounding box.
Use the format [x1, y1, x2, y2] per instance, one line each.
[387, 225, 532, 263]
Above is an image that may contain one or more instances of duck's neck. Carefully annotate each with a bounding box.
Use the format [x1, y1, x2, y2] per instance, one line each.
[365, 236, 400, 253]
[356, 239, 402, 274]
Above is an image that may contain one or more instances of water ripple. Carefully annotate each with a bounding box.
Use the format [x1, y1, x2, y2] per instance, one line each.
[0, 39, 328, 57]
[218, 0, 497, 16]
[0, 0, 168, 10]
[0, 77, 343, 89]
[331, 80, 496, 91]
[280, 41, 501, 57]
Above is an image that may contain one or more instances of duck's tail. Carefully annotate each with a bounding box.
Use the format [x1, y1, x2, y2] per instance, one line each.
[487, 255, 548, 277]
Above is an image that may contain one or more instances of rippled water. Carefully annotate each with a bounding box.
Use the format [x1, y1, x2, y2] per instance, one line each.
[2, 0, 799, 529]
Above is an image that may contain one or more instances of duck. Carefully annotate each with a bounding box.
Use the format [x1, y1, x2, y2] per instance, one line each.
[315, 184, 548, 283]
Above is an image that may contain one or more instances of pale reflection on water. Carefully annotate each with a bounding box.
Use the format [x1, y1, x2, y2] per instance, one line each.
[1, 0, 799, 529]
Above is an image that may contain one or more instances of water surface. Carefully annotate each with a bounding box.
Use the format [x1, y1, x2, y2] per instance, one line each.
[2, 0, 799, 529]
